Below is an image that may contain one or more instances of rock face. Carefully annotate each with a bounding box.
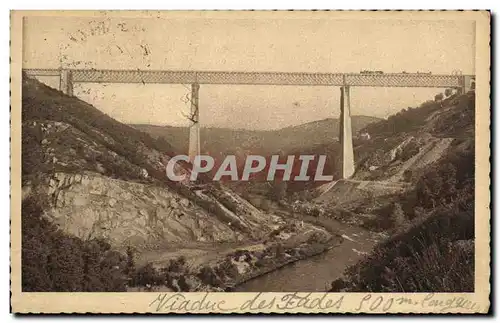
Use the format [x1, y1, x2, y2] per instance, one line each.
[38, 171, 261, 247]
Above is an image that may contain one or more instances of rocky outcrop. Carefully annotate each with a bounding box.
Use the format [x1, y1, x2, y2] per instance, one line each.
[30, 171, 275, 248]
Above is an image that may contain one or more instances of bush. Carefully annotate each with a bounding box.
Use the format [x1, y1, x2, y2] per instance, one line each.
[177, 275, 190, 291]
[197, 265, 223, 287]
[434, 93, 444, 102]
[398, 140, 420, 162]
[390, 203, 407, 229]
[275, 243, 285, 257]
[125, 246, 136, 280]
[134, 263, 162, 287]
[167, 256, 187, 273]
[216, 259, 239, 279]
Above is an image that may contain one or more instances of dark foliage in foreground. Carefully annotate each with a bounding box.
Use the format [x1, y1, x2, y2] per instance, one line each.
[21, 193, 194, 292]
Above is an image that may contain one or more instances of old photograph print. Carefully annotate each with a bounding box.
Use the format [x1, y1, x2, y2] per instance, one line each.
[11, 10, 490, 313]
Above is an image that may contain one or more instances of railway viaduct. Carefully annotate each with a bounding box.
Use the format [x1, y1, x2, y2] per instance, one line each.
[23, 68, 475, 179]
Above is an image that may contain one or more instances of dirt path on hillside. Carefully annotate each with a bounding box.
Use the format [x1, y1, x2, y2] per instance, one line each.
[389, 137, 454, 182]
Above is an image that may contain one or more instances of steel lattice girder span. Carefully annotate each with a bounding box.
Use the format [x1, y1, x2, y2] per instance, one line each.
[23, 69, 473, 88]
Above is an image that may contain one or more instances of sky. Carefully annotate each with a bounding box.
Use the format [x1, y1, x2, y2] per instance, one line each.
[23, 14, 475, 130]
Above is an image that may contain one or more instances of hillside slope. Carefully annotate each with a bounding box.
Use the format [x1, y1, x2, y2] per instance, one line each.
[353, 93, 474, 181]
[325, 91, 476, 292]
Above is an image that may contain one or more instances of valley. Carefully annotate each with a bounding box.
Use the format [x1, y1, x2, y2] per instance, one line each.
[21, 71, 475, 293]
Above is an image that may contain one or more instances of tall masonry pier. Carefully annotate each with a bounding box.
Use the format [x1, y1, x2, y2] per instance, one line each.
[339, 86, 355, 179]
[59, 69, 73, 95]
[188, 83, 201, 162]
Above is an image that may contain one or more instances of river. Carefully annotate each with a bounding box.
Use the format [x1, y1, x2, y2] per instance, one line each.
[234, 218, 385, 292]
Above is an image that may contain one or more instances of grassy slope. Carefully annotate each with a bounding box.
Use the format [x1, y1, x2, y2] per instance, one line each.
[21, 73, 272, 235]
[22, 72, 179, 184]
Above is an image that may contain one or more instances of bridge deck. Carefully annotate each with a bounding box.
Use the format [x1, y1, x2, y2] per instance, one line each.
[23, 68, 472, 88]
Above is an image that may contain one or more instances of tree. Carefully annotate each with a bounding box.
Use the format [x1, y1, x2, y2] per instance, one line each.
[390, 202, 406, 228]
[82, 240, 105, 291]
[125, 246, 136, 285]
[434, 93, 444, 102]
[268, 180, 287, 202]
[134, 263, 160, 287]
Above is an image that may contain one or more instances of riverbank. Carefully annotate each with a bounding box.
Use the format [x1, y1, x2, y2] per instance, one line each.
[224, 234, 342, 291]
[128, 217, 343, 292]
[234, 218, 382, 292]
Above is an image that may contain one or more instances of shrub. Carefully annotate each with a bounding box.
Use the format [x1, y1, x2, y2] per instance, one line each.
[125, 246, 136, 281]
[134, 263, 161, 287]
[197, 265, 223, 287]
[434, 93, 444, 102]
[390, 203, 407, 229]
[167, 256, 187, 273]
[275, 243, 285, 258]
[177, 275, 191, 291]
[217, 259, 239, 279]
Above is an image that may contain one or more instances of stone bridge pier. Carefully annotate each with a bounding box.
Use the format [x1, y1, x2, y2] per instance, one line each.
[188, 83, 200, 163]
[59, 69, 73, 96]
[339, 86, 355, 179]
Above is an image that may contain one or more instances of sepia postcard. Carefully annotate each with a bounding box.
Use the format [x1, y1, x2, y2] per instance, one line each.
[10, 10, 491, 314]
